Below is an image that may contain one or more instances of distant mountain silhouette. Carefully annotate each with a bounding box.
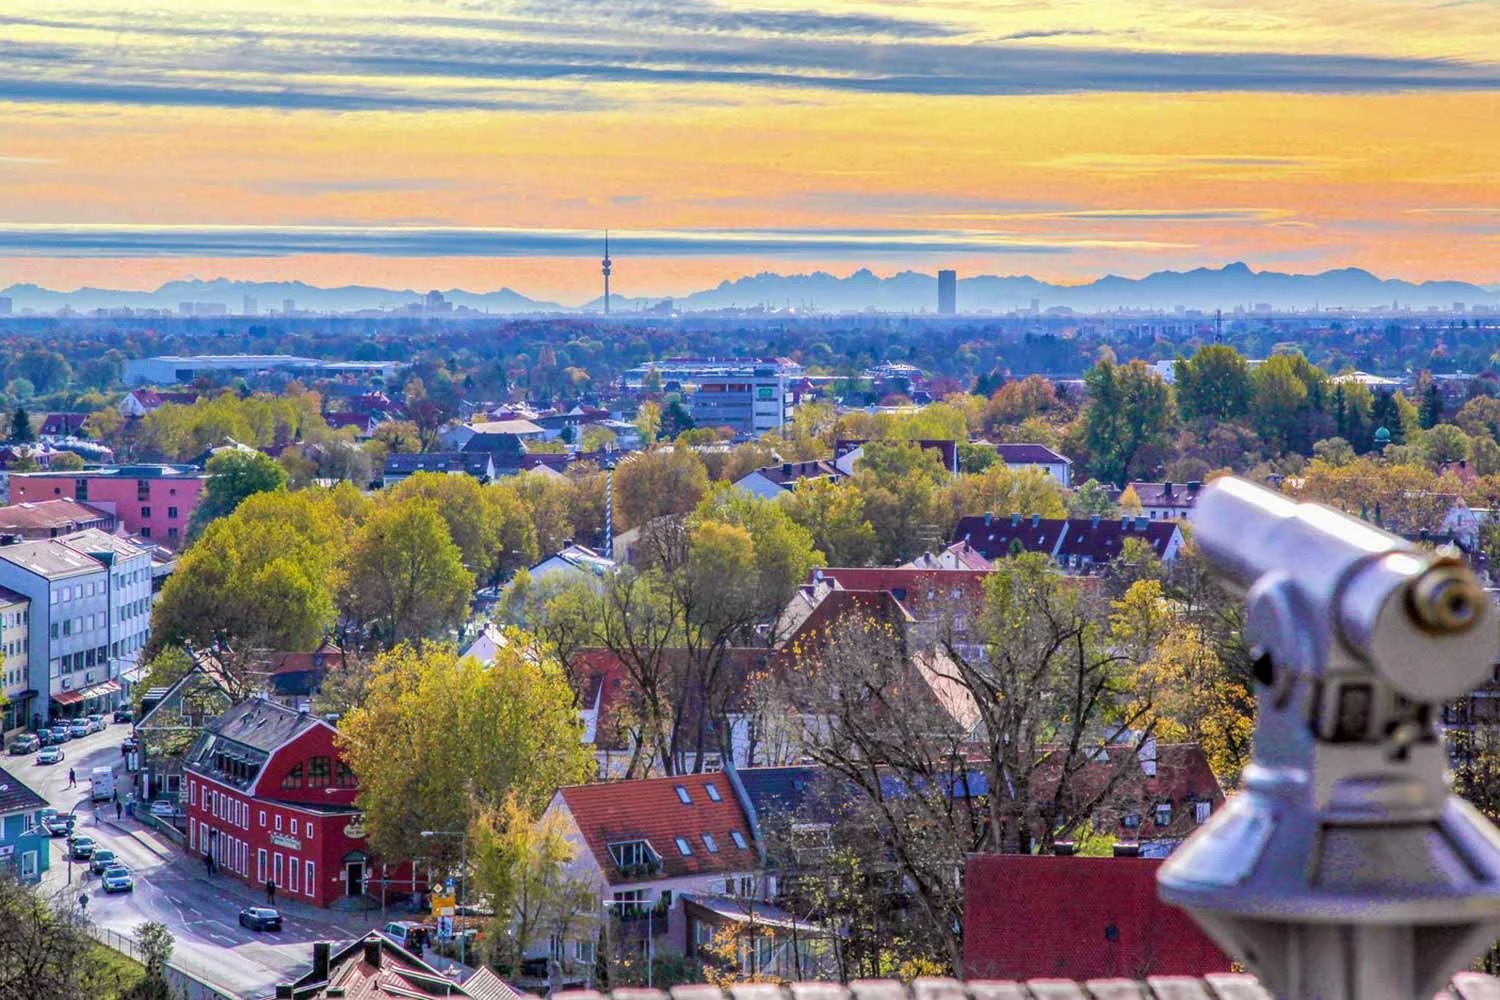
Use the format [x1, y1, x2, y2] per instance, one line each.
[3, 264, 1496, 315]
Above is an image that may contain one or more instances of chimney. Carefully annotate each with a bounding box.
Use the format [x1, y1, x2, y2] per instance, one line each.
[1091, 514, 1100, 528]
[983, 511, 993, 526]
[1187, 480, 1202, 493]
[1031, 513, 1040, 527]
[1011, 513, 1020, 527]
[1113, 842, 1142, 858]
[782, 462, 793, 479]
[364, 937, 382, 969]
[1163, 481, 1174, 497]
[313, 942, 331, 982]
[1054, 841, 1077, 857]
[276, 987, 293, 999]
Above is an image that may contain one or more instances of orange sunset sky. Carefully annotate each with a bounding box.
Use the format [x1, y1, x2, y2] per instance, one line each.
[1, 0, 1497, 304]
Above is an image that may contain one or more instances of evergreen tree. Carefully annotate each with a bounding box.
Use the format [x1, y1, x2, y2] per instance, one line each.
[9, 407, 31, 444]
[1420, 380, 1444, 429]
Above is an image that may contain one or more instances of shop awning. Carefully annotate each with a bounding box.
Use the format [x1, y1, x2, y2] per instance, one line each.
[92, 680, 122, 697]
[51, 690, 86, 706]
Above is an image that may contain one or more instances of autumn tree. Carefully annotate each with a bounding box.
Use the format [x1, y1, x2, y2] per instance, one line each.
[0, 873, 128, 998]
[1174, 345, 1252, 423]
[1082, 359, 1175, 485]
[612, 449, 709, 531]
[780, 476, 878, 566]
[385, 472, 538, 582]
[188, 448, 288, 538]
[936, 464, 1067, 538]
[850, 441, 949, 563]
[335, 642, 591, 870]
[341, 497, 474, 646]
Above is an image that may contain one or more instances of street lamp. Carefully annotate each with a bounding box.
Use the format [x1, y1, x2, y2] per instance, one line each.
[601, 897, 654, 988]
[420, 829, 469, 967]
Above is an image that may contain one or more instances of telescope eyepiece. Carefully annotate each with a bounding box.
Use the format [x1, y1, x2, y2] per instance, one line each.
[1408, 562, 1484, 635]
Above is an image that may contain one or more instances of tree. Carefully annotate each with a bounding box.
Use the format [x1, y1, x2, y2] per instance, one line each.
[1250, 354, 1330, 455]
[1082, 359, 1174, 485]
[130, 921, 176, 1000]
[661, 399, 694, 438]
[1067, 478, 1118, 517]
[612, 449, 709, 532]
[780, 476, 878, 567]
[849, 441, 949, 563]
[0, 873, 119, 998]
[1419, 424, 1470, 467]
[188, 448, 288, 538]
[936, 464, 1067, 538]
[372, 419, 423, 454]
[10, 407, 31, 444]
[1174, 345, 1252, 423]
[1312, 436, 1355, 466]
[6, 348, 70, 394]
[1420, 377, 1444, 429]
[335, 642, 591, 870]
[634, 401, 662, 446]
[1118, 485, 1143, 515]
[82, 406, 124, 445]
[580, 424, 618, 453]
[1456, 395, 1500, 442]
[77, 351, 126, 391]
[385, 472, 538, 583]
[49, 451, 84, 471]
[147, 489, 351, 667]
[341, 497, 474, 646]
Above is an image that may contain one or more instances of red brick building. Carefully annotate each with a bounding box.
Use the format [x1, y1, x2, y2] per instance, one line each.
[9, 466, 207, 545]
[184, 698, 403, 908]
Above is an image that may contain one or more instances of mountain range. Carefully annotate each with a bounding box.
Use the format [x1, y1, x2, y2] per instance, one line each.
[3, 264, 1496, 316]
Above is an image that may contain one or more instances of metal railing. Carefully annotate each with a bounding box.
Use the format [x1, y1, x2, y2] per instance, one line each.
[88, 924, 241, 1000]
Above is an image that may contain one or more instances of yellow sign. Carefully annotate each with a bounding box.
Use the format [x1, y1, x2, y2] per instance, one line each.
[431, 891, 456, 915]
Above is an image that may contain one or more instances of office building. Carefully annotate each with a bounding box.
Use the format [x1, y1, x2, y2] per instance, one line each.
[938, 269, 957, 315]
[0, 297, 11, 316]
[9, 465, 207, 543]
[0, 590, 29, 734]
[243, 295, 257, 317]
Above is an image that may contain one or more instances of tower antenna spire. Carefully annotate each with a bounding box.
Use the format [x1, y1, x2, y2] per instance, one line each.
[602, 231, 613, 317]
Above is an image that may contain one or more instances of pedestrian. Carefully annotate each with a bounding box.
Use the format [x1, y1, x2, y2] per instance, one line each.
[68, 767, 75, 788]
[265, 879, 276, 905]
[112, 789, 119, 805]
[115, 800, 122, 821]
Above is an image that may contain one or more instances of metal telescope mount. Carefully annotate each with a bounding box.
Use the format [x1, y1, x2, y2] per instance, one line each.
[1159, 477, 1500, 1000]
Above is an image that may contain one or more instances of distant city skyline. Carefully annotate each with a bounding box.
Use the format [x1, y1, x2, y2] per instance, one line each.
[1, 0, 1496, 298]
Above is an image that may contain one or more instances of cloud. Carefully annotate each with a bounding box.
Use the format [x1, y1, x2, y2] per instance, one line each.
[0, 223, 1192, 258]
[249, 178, 461, 195]
[0, 8, 1495, 115]
[1038, 154, 1350, 173]
[932, 207, 1295, 223]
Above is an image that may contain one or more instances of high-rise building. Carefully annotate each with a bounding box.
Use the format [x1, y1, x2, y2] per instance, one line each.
[937, 270, 957, 315]
[283, 298, 296, 315]
[0, 296, 11, 316]
[242, 295, 257, 317]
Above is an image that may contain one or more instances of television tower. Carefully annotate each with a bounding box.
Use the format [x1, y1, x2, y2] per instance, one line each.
[601, 231, 612, 316]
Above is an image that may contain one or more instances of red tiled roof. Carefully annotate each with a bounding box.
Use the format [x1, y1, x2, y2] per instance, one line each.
[0, 498, 115, 536]
[807, 567, 990, 617]
[266, 638, 345, 676]
[559, 772, 758, 881]
[1031, 742, 1226, 842]
[963, 855, 1232, 980]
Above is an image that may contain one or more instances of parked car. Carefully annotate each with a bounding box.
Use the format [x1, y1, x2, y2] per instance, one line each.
[238, 906, 282, 932]
[68, 721, 89, 739]
[7, 734, 38, 755]
[148, 799, 180, 819]
[89, 849, 119, 874]
[113, 708, 133, 723]
[36, 746, 64, 765]
[42, 815, 73, 837]
[101, 866, 134, 893]
[50, 725, 70, 743]
[68, 836, 96, 860]
[35, 729, 54, 747]
[87, 713, 107, 731]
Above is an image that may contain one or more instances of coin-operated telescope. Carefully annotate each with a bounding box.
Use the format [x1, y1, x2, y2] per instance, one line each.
[1159, 477, 1500, 1000]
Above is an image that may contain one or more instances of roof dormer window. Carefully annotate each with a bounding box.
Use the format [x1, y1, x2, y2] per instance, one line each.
[704, 783, 721, 802]
[674, 785, 692, 805]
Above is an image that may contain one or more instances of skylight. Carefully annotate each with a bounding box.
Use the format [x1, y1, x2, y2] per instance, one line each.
[675, 836, 693, 856]
[730, 831, 747, 850]
[703, 833, 719, 853]
[704, 783, 722, 802]
[675, 785, 692, 805]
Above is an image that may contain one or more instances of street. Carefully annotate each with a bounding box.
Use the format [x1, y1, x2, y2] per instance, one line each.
[9, 723, 394, 998]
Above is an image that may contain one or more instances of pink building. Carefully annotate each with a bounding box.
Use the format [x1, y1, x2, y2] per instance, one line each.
[9, 466, 207, 546]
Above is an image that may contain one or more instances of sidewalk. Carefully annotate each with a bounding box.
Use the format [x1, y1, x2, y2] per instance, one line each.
[190, 869, 389, 935]
[97, 816, 174, 860]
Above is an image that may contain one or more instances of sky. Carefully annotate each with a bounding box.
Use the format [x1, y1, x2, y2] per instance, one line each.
[1, 0, 1497, 304]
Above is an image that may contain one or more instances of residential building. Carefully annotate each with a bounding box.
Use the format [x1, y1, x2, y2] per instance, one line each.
[962, 855, 1231, 981]
[0, 590, 29, 735]
[441, 419, 546, 452]
[731, 459, 841, 500]
[133, 649, 235, 804]
[8, 465, 207, 543]
[0, 538, 114, 726]
[952, 513, 1186, 571]
[994, 443, 1073, 487]
[382, 452, 496, 489]
[1127, 480, 1204, 521]
[0, 764, 48, 884]
[271, 935, 520, 1000]
[903, 540, 991, 570]
[459, 622, 507, 666]
[525, 545, 617, 588]
[184, 698, 407, 908]
[37, 413, 88, 439]
[119, 388, 200, 419]
[0, 499, 116, 539]
[937, 269, 957, 315]
[264, 638, 346, 712]
[540, 772, 771, 976]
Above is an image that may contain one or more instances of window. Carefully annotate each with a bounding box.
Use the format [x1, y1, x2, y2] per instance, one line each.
[50, 624, 57, 639]
[275, 814, 283, 832]
[1123, 813, 1142, 829]
[168, 506, 178, 519]
[674, 785, 692, 805]
[1156, 803, 1172, 827]
[305, 860, 315, 896]
[607, 840, 653, 869]
[305, 824, 312, 842]
[307, 756, 331, 788]
[704, 783, 722, 802]
[702, 833, 719, 853]
[140, 507, 151, 518]
[729, 831, 748, 850]
[140, 527, 150, 539]
[137, 481, 150, 502]
[168, 527, 178, 539]
[189, 781, 197, 806]
[259, 810, 266, 827]
[336, 761, 357, 787]
[282, 763, 304, 790]
[1194, 800, 1212, 824]
[289, 860, 299, 893]
[21, 851, 37, 879]
[674, 836, 693, 856]
[258, 849, 267, 882]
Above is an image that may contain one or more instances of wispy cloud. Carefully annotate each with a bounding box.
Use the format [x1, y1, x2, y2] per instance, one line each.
[1038, 154, 1352, 174]
[931, 207, 1295, 223]
[0, 223, 1192, 258]
[0, 7, 1495, 116]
